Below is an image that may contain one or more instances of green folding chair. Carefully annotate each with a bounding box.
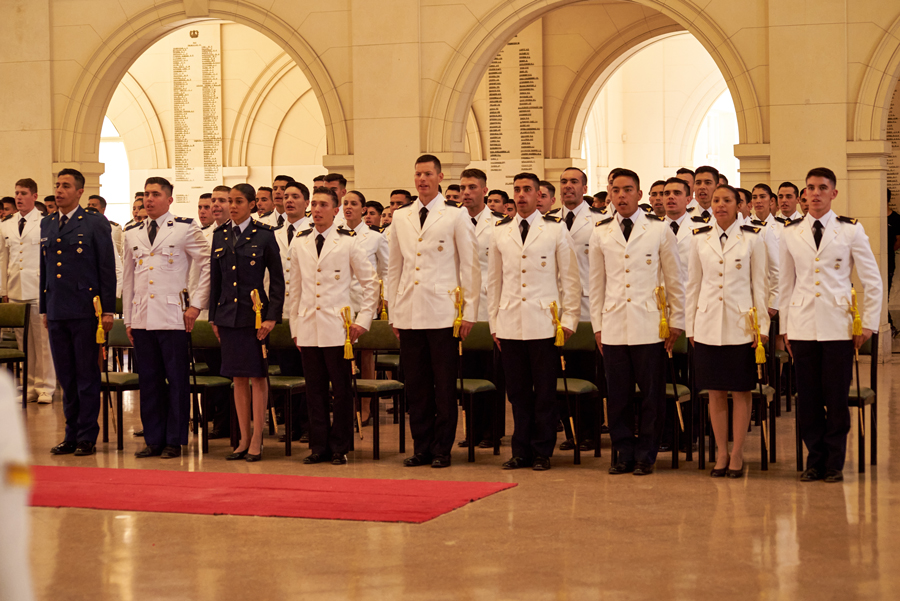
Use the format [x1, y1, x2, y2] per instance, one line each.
[267, 321, 306, 457]
[189, 320, 234, 454]
[101, 319, 140, 450]
[354, 320, 405, 460]
[0, 304, 29, 408]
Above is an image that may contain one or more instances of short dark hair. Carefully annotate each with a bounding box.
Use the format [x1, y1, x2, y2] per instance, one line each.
[694, 165, 720, 183]
[346, 190, 367, 204]
[650, 179, 666, 190]
[752, 183, 774, 197]
[365, 200, 384, 214]
[390, 189, 413, 200]
[446, 184, 460, 193]
[232, 183, 256, 204]
[611, 168, 640, 189]
[145, 176, 173, 197]
[461, 168, 487, 184]
[806, 167, 837, 188]
[313, 174, 326, 183]
[1, 197, 15, 208]
[664, 177, 690, 195]
[540, 181, 556, 196]
[15, 178, 37, 194]
[44, 195, 55, 204]
[285, 181, 310, 201]
[273, 175, 294, 185]
[513, 172, 541, 189]
[608, 167, 624, 182]
[593, 191, 607, 201]
[257, 186, 273, 195]
[737, 188, 752, 205]
[415, 154, 442, 173]
[134, 191, 144, 198]
[562, 167, 587, 186]
[312, 185, 339, 207]
[88, 194, 107, 209]
[199, 193, 212, 200]
[503, 197, 515, 207]
[676, 167, 695, 178]
[323, 173, 347, 188]
[212, 185, 231, 194]
[718, 174, 729, 185]
[488, 189, 510, 202]
[34, 201, 47, 215]
[778, 181, 799, 197]
[58, 168, 85, 189]
[714, 184, 739, 202]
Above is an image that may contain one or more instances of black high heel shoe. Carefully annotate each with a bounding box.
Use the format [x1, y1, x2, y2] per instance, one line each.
[710, 454, 729, 478]
[245, 442, 264, 462]
[726, 460, 744, 478]
[226, 449, 249, 461]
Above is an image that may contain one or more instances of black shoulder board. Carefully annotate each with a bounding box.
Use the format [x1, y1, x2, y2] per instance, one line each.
[774, 216, 787, 224]
[337, 226, 356, 237]
[124, 221, 143, 232]
[400, 200, 415, 209]
[685, 206, 696, 213]
[837, 215, 858, 225]
[741, 225, 761, 234]
[491, 210, 506, 219]
[108, 220, 119, 227]
[214, 222, 230, 233]
[381, 222, 391, 230]
[298, 228, 314, 237]
[495, 215, 513, 226]
[691, 215, 711, 223]
[546, 207, 561, 215]
[639, 204, 652, 213]
[1, 215, 11, 222]
[201, 224, 211, 230]
[783, 218, 802, 227]
[750, 219, 766, 227]
[174, 216, 193, 224]
[589, 206, 606, 214]
[372, 225, 385, 233]
[595, 217, 614, 227]
[693, 226, 712, 235]
[444, 200, 462, 208]
[260, 211, 273, 218]
[645, 213, 664, 222]
[253, 221, 277, 231]
[543, 214, 562, 223]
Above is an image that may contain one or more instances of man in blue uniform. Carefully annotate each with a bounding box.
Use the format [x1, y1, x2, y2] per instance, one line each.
[40, 169, 117, 456]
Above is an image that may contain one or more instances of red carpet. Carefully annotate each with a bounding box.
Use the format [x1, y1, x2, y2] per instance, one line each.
[30, 466, 516, 523]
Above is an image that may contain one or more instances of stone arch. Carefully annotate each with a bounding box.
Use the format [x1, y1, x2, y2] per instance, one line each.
[427, 0, 765, 160]
[56, 1, 348, 169]
[853, 13, 900, 142]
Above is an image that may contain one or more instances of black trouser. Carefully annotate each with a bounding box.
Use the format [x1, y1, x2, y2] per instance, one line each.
[301, 346, 352, 456]
[131, 329, 191, 447]
[604, 342, 666, 465]
[47, 317, 101, 444]
[398, 328, 458, 457]
[273, 346, 307, 436]
[791, 339, 853, 471]
[500, 337, 558, 460]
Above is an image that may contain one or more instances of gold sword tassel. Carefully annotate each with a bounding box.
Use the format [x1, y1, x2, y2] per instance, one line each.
[343, 306, 363, 439]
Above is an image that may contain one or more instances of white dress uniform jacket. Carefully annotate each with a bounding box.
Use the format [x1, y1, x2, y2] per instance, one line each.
[779, 210, 882, 341]
[348, 221, 388, 314]
[560, 201, 600, 321]
[386, 195, 481, 329]
[288, 225, 379, 347]
[685, 220, 770, 345]
[110, 220, 124, 257]
[122, 212, 211, 330]
[275, 216, 310, 318]
[664, 213, 692, 282]
[472, 206, 501, 321]
[487, 212, 581, 340]
[589, 210, 686, 345]
[188, 223, 214, 318]
[256, 210, 281, 227]
[0, 208, 43, 300]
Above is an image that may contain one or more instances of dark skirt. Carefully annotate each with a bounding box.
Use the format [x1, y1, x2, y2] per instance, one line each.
[694, 342, 756, 392]
[218, 326, 268, 378]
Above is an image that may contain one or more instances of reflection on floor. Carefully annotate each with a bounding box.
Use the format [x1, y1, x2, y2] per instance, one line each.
[25, 354, 900, 601]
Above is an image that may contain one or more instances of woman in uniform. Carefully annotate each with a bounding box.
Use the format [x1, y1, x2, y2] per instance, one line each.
[686, 185, 769, 478]
[208, 183, 284, 462]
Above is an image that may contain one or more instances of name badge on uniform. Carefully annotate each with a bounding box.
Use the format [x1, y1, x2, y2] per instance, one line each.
[735, 259, 742, 270]
[646, 254, 652, 265]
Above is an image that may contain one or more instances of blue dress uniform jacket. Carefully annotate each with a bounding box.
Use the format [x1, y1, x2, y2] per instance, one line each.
[39, 206, 117, 319]
[208, 220, 285, 327]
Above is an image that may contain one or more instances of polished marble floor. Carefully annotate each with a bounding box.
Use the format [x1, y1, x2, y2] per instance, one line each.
[22, 354, 900, 601]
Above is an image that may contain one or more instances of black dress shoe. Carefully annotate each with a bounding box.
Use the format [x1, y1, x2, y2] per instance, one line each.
[299, 432, 310, 444]
[502, 456, 532, 470]
[431, 455, 451, 468]
[161, 445, 182, 459]
[303, 453, 328, 464]
[800, 467, 824, 482]
[133, 429, 144, 437]
[556, 421, 564, 432]
[332, 453, 347, 465]
[558, 438, 576, 451]
[74, 442, 96, 456]
[208, 430, 230, 440]
[532, 456, 551, 471]
[633, 462, 654, 476]
[134, 445, 164, 458]
[824, 469, 844, 483]
[658, 443, 673, 453]
[51, 441, 78, 455]
[477, 439, 493, 449]
[226, 449, 249, 461]
[609, 461, 636, 474]
[578, 440, 595, 452]
[403, 453, 432, 467]
[457, 439, 469, 447]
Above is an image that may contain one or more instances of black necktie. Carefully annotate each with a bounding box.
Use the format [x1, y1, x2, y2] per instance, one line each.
[277, 214, 284, 227]
[59, 215, 68, 231]
[471, 217, 477, 227]
[565, 211, 575, 231]
[702, 210, 710, 220]
[233, 226, 242, 242]
[419, 207, 428, 228]
[670, 221, 679, 236]
[520, 219, 529, 243]
[622, 218, 633, 241]
[316, 234, 325, 256]
[148, 220, 158, 245]
[18, 218, 25, 236]
[813, 220, 823, 249]
[720, 232, 727, 249]
[287, 224, 295, 246]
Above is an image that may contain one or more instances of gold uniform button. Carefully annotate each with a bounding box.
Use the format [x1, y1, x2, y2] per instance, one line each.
[418, 237, 423, 242]
[19, 242, 23, 245]
[317, 268, 321, 273]
[417, 252, 421, 257]
[234, 298, 237, 302]
[232, 266, 236, 271]
[522, 297, 526, 301]
[150, 252, 154, 257]
[416, 267, 420, 271]
[316, 307, 320, 310]
[816, 292, 821, 297]
[414, 281, 419, 285]
[522, 269, 526, 273]
[625, 269, 630, 273]
[815, 257, 820, 262]
[522, 255, 526, 259]
[149, 266, 154, 270]
[815, 268, 820, 273]
[150, 294, 155, 299]
[718, 260, 723, 265]
[626, 284, 630, 288]
[56, 274, 61, 278]
[626, 298, 631, 302]
[625, 254, 629, 259]
[57, 250, 61, 255]
[815, 281, 820, 285]
[233, 282, 237, 286]
[56, 238, 61, 243]
[56, 262, 61, 267]
[316, 282, 320, 286]
[169, 259, 173, 264]
[718, 296, 722, 301]
[149, 280, 154, 284]
[316, 294, 320, 298]
[522, 284, 526, 288]
[718, 285, 722, 289]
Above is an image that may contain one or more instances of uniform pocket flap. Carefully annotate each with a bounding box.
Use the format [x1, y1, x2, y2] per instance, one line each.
[790, 295, 804, 307]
